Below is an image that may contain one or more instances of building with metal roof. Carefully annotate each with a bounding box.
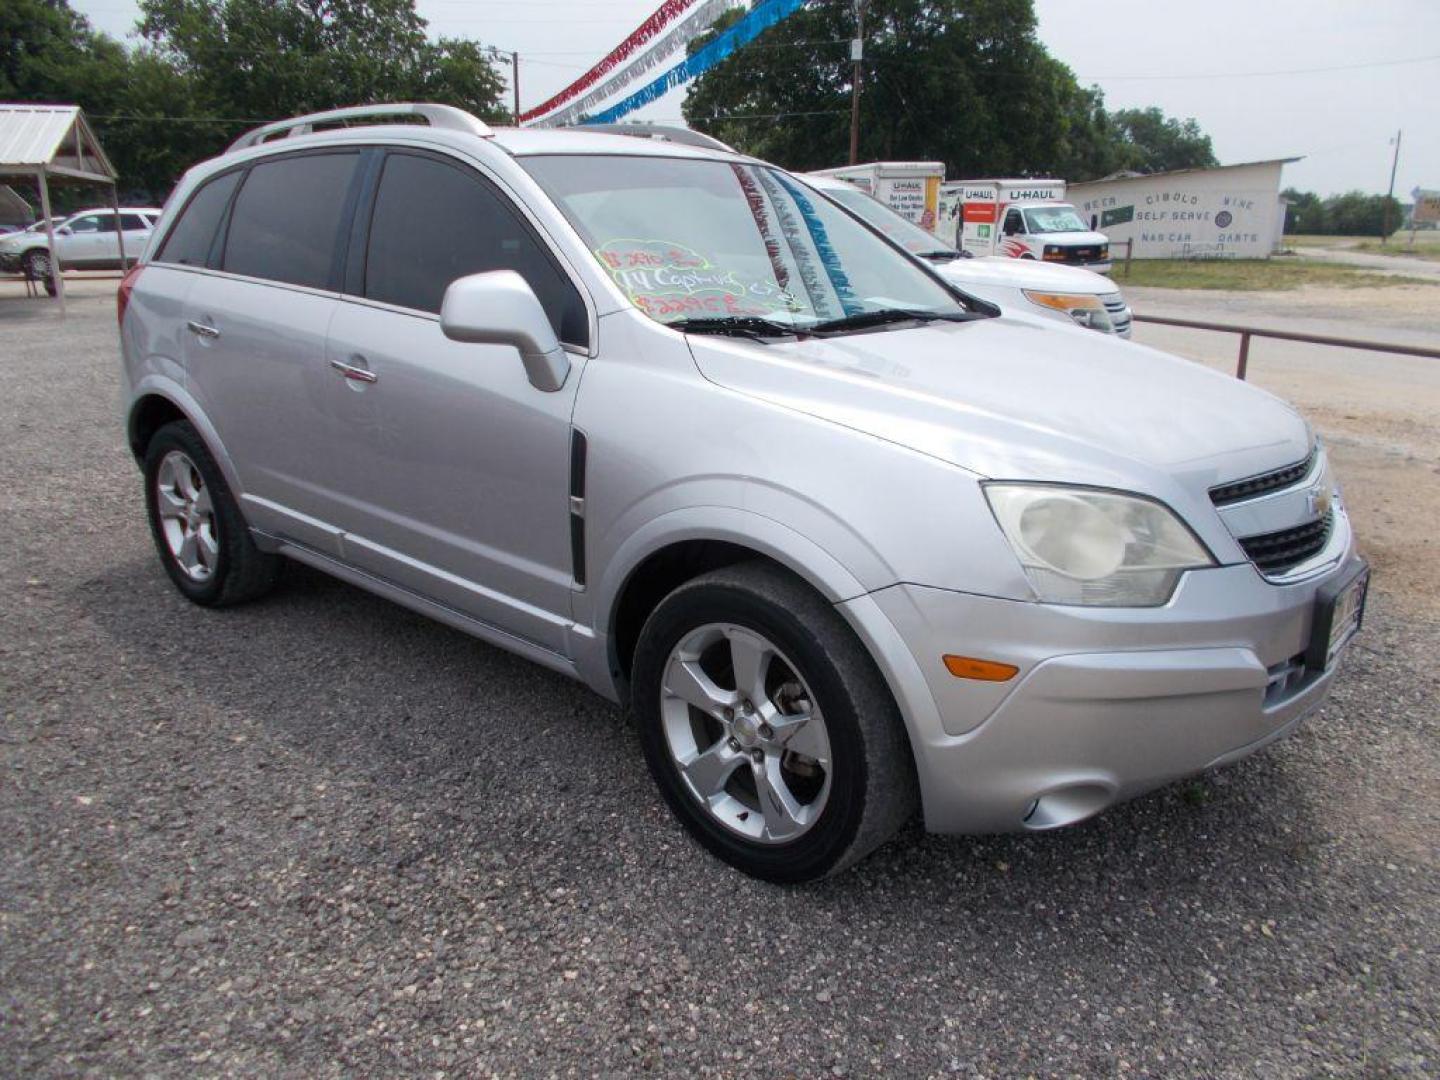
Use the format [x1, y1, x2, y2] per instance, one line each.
[0, 104, 122, 305]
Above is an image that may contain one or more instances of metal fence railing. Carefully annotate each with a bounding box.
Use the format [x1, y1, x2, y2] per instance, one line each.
[1130, 314, 1440, 380]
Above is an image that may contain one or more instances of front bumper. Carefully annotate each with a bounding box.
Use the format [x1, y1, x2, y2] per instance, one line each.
[839, 549, 1361, 834]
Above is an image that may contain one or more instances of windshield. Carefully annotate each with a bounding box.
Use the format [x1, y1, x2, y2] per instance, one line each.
[1023, 206, 1088, 234]
[822, 185, 958, 256]
[521, 156, 967, 330]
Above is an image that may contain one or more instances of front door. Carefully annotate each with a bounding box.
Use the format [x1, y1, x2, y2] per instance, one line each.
[322, 149, 591, 655]
[55, 212, 113, 268]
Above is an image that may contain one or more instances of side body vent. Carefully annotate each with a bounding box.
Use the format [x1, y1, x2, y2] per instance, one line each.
[569, 429, 588, 587]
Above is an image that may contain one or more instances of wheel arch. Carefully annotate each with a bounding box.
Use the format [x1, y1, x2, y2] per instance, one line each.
[597, 508, 875, 694]
[126, 379, 244, 498]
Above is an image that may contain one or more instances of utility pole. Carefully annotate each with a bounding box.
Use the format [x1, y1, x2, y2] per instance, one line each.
[848, 1, 868, 165]
[1381, 128, 1401, 246]
[488, 47, 521, 125]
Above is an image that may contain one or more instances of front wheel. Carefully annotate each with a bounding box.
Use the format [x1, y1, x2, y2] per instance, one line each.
[631, 562, 916, 882]
[22, 250, 55, 294]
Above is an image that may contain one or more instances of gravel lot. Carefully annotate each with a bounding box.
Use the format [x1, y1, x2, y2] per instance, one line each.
[2, 282, 1436, 1077]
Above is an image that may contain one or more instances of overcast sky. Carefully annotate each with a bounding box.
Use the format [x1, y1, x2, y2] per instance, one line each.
[72, 0, 1439, 197]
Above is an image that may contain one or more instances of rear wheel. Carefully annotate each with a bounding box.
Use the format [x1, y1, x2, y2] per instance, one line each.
[143, 420, 280, 607]
[631, 562, 916, 882]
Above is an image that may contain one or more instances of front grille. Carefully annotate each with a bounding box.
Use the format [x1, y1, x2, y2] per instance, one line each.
[1210, 452, 1316, 507]
[1239, 511, 1333, 574]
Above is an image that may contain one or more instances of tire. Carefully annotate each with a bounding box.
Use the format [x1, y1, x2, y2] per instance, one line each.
[631, 561, 917, 882]
[143, 420, 281, 607]
[22, 250, 55, 295]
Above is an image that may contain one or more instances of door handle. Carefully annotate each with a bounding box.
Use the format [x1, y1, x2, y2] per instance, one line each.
[330, 358, 378, 384]
[186, 320, 220, 339]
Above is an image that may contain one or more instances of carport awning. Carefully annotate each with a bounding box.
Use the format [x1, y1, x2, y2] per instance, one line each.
[0, 104, 116, 185]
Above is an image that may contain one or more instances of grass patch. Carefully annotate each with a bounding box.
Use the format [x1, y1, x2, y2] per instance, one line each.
[1350, 237, 1440, 262]
[1284, 233, 1440, 262]
[1118, 257, 1435, 291]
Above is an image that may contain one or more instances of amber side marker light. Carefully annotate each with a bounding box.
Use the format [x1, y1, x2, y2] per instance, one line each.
[943, 655, 1020, 682]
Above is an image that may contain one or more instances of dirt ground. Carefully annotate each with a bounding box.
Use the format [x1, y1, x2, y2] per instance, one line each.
[1, 276, 1436, 1078]
[1128, 282, 1440, 618]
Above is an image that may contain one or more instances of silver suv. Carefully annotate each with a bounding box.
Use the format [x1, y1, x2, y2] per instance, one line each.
[118, 105, 1367, 881]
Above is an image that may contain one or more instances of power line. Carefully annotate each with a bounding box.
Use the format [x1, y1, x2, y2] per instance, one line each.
[1077, 53, 1440, 81]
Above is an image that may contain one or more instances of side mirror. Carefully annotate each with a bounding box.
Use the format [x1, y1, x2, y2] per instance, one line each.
[440, 270, 570, 392]
[57, 225, 73, 236]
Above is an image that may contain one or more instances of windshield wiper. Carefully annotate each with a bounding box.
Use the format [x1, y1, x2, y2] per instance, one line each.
[808, 308, 974, 335]
[668, 316, 805, 340]
[917, 249, 963, 262]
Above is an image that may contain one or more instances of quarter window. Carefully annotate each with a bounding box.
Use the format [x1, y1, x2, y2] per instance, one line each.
[156, 170, 243, 267]
[363, 152, 587, 347]
[223, 153, 360, 289]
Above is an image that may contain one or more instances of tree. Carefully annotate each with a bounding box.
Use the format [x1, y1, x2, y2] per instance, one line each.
[1281, 187, 1326, 234]
[136, 0, 507, 161]
[1281, 188, 1402, 236]
[3, 0, 510, 202]
[1109, 107, 1217, 174]
[682, 0, 1153, 180]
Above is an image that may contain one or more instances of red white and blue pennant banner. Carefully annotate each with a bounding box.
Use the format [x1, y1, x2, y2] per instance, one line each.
[581, 0, 808, 125]
[520, 0, 715, 125]
[535, 0, 734, 128]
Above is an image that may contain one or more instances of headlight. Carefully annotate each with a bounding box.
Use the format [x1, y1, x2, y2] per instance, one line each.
[1022, 290, 1114, 333]
[984, 484, 1215, 606]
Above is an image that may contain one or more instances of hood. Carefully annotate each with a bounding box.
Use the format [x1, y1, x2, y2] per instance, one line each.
[1030, 230, 1109, 247]
[686, 316, 1310, 495]
[935, 256, 1116, 295]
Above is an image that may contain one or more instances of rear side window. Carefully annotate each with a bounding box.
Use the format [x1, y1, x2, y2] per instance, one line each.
[363, 152, 587, 346]
[157, 172, 242, 267]
[224, 153, 360, 289]
[119, 213, 149, 230]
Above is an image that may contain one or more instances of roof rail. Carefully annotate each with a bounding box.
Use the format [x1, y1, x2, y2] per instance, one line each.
[228, 103, 493, 153]
[572, 123, 738, 154]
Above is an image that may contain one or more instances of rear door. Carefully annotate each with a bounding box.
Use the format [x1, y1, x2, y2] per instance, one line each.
[117, 212, 152, 267]
[321, 149, 590, 654]
[180, 149, 366, 555]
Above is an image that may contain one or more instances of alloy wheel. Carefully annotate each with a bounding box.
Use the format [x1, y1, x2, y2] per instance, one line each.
[660, 623, 833, 844]
[154, 450, 219, 582]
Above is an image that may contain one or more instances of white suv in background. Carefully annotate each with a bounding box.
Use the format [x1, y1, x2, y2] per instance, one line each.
[0, 207, 160, 289]
[804, 172, 1131, 336]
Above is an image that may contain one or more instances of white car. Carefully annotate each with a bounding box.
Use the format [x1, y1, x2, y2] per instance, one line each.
[804, 173, 1131, 336]
[0, 207, 161, 290]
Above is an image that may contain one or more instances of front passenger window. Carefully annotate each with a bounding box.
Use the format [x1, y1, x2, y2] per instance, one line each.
[363, 152, 588, 348]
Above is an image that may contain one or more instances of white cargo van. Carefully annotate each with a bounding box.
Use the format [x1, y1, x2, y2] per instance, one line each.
[939, 179, 1111, 272]
[808, 161, 945, 232]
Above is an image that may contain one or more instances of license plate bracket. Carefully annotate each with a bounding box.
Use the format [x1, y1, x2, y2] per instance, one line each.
[1304, 559, 1369, 673]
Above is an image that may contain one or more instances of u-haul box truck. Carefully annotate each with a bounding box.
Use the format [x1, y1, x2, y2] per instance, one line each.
[940, 179, 1111, 272]
[809, 161, 945, 232]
